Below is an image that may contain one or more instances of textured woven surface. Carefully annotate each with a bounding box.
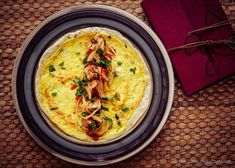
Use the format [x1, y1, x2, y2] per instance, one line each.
[0, 0, 235, 167]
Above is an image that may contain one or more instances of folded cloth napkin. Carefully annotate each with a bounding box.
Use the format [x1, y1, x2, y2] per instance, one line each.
[141, 0, 235, 95]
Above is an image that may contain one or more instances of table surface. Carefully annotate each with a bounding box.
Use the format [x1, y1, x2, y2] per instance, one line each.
[0, 0, 234, 167]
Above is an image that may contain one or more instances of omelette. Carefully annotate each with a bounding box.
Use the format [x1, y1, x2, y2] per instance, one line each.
[35, 27, 151, 143]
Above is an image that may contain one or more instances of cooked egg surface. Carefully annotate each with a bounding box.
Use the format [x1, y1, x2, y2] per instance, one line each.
[36, 28, 150, 142]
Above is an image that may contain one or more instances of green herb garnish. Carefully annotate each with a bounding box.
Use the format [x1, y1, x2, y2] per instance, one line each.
[76, 88, 85, 96]
[107, 35, 112, 39]
[50, 107, 58, 111]
[89, 120, 97, 130]
[96, 48, 103, 56]
[81, 111, 87, 117]
[101, 105, 109, 111]
[89, 97, 95, 103]
[101, 96, 115, 101]
[115, 113, 119, 120]
[73, 77, 87, 86]
[51, 92, 57, 97]
[130, 67, 136, 74]
[121, 107, 129, 112]
[81, 77, 88, 86]
[109, 96, 115, 101]
[75, 52, 81, 55]
[102, 116, 112, 121]
[58, 62, 66, 70]
[117, 61, 122, 66]
[117, 121, 121, 126]
[48, 65, 55, 72]
[83, 56, 88, 64]
[59, 62, 64, 66]
[73, 79, 81, 86]
[94, 60, 111, 67]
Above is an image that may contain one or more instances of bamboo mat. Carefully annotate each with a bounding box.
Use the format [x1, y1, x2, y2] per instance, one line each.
[0, 0, 234, 167]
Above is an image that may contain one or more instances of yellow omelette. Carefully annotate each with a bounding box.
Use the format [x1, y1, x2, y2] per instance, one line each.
[35, 27, 151, 143]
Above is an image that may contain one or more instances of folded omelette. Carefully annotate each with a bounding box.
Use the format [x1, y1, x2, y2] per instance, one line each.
[35, 27, 152, 143]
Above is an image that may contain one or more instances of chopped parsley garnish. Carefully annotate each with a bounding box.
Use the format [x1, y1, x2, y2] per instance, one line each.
[117, 121, 121, 126]
[51, 92, 57, 97]
[94, 59, 111, 67]
[117, 61, 122, 66]
[96, 48, 103, 56]
[101, 105, 109, 111]
[109, 96, 115, 101]
[101, 97, 115, 101]
[115, 113, 119, 120]
[73, 79, 81, 85]
[81, 111, 87, 117]
[83, 56, 88, 64]
[121, 107, 129, 112]
[81, 77, 88, 85]
[50, 107, 58, 111]
[76, 88, 85, 96]
[89, 97, 95, 103]
[58, 62, 66, 70]
[75, 52, 81, 55]
[48, 65, 55, 72]
[125, 44, 127, 48]
[102, 116, 112, 121]
[130, 67, 136, 74]
[73, 77, 87, 86]
[89, 120, 97, 130]
[107, 35, 112, 39]
[59, 62, 64, 66]
[59, 49, 63, 53]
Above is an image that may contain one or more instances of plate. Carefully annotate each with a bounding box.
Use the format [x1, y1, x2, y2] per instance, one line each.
[12, 5, 174, 165]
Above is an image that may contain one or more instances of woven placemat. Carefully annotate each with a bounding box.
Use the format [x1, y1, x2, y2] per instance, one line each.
[0, 0, 234, 167]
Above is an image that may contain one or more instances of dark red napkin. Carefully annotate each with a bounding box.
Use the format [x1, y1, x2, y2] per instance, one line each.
[141, 0, 235, 95]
